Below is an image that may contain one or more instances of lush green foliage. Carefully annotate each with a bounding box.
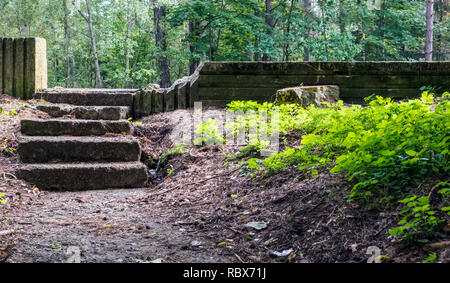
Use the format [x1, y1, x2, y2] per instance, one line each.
[194, 93, 449, 243]
[197, 92, 449, 206]
[388, 195, 443, 243]
[0, 0, 447, 88]
[194, 119, 224, 145]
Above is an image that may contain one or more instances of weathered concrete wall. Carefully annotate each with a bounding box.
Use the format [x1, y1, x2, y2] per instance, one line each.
[133, 61, 450, 116]
[133, 63, 201, 117]
[0, 37, 47, 99]
[196, 62, 450, 105]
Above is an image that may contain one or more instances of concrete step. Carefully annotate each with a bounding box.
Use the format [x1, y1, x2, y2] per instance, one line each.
[18, 136, 141, 163]
[17, 162, 148, 191]
[21, 119, 132, 136]
[35, 89, 137, 106]
[36, 104, 130, 120]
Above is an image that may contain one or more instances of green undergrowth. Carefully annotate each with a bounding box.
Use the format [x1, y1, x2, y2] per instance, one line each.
[195, 91, 450, 244]
[147, 144, 187, 171]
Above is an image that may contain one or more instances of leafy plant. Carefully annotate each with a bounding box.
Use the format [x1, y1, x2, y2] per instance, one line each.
[148, 144, 186, 170]
[423, 253, 437, 263]
[194, 118, 224, 145]
[0, 193, 7, 205]
[436, 181, 450, 215]
[225, 94, 448, 204]
[166, 164, 174, 175]
[1, 136, 17, 156]
[388, 195, 444, 243]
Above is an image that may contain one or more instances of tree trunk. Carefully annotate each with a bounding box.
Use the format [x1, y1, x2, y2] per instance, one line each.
[79, 0, 103, 88]
[320, 3, 328, 60]
[303, 0, 313, 62]
[283, 0, 295, 61]
[338, 0, 345, 33]
[64, 0, 74, 88]
[153, 3, 171, 88]
[125, 12, 132, 88]
[262, 0, 275, 61]
[425, 0, 434, 61]
[189, 21, 200, 74]
[436, 0, 448, 60]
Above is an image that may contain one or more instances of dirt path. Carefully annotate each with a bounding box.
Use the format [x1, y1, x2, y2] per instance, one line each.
[3, 187, 228, 263]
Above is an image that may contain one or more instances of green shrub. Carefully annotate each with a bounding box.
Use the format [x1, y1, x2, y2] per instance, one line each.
[225, 94, 449, 202]
[197, 93, 449, 205]
[388, 195, 444, 243]
[148, 144, 186, 169]
[194, 118, 224, 145]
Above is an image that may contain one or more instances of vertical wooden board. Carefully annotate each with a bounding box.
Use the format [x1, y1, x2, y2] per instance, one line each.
[24, 37, 47, 99]
[189, 78, 199, 107]
[132, 91, 143, 118]
[153, 89, 164, 113]
[142, 90, 152, 116]
[177, 81, 187, 109]
[14, 38, 25, 99]
[164, 86, 176, 112]
[24, 37, 36, 99]
[0, 38, 3, 93]
[3, 38, 14, 96]
[35, 37, 47, 92]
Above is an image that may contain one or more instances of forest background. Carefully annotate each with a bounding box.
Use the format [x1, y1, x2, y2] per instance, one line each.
[0, 0, 448, 89]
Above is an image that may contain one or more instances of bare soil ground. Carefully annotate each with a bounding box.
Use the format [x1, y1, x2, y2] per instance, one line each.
[1, 94, 449, 263]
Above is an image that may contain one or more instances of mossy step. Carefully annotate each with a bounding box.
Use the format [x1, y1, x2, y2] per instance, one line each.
[17, 162, 148, 191]
[36, 104, 130, 120]
[18, 136, 141, 163]
[21, 119, 132, 136]
[35, 88, 137, 106]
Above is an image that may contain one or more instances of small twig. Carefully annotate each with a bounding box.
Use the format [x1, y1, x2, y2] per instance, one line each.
[234, 253, 245, 263]
[0, 230, 16, 236]
[227, 226, 243, 235]
[184, 167, 241, 187]
[5, 173, 17, 179]
[428, 184, 439, 198]
[373, 219, 394, 237]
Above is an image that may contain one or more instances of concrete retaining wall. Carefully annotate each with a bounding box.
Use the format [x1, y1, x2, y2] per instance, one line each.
[0, 37, 47, 99]
[133, 61, 450, 116]
[196, 61, 450, 105]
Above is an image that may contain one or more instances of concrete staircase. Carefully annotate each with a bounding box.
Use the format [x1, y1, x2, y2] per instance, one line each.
[17, 89, 148, 191]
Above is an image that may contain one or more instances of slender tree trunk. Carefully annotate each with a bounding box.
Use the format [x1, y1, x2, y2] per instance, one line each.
[64, 0, 74, 88]
[131, 36, 143, 87]
[79, 0, 103, 88]
[321, 4, 328, 60]
[283, 0, 295, 61]
[153, 3, 171, 87]
[253, 35, 261, 61]
[189, 21, 200, 74]
[125, 12, 132, 88]
[436, 0, 448, 60]
[262, 0, 275, 61]
[425, 0, 435, 61]
[338, 0, 345, 33]
[303, 0, 313, 61]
